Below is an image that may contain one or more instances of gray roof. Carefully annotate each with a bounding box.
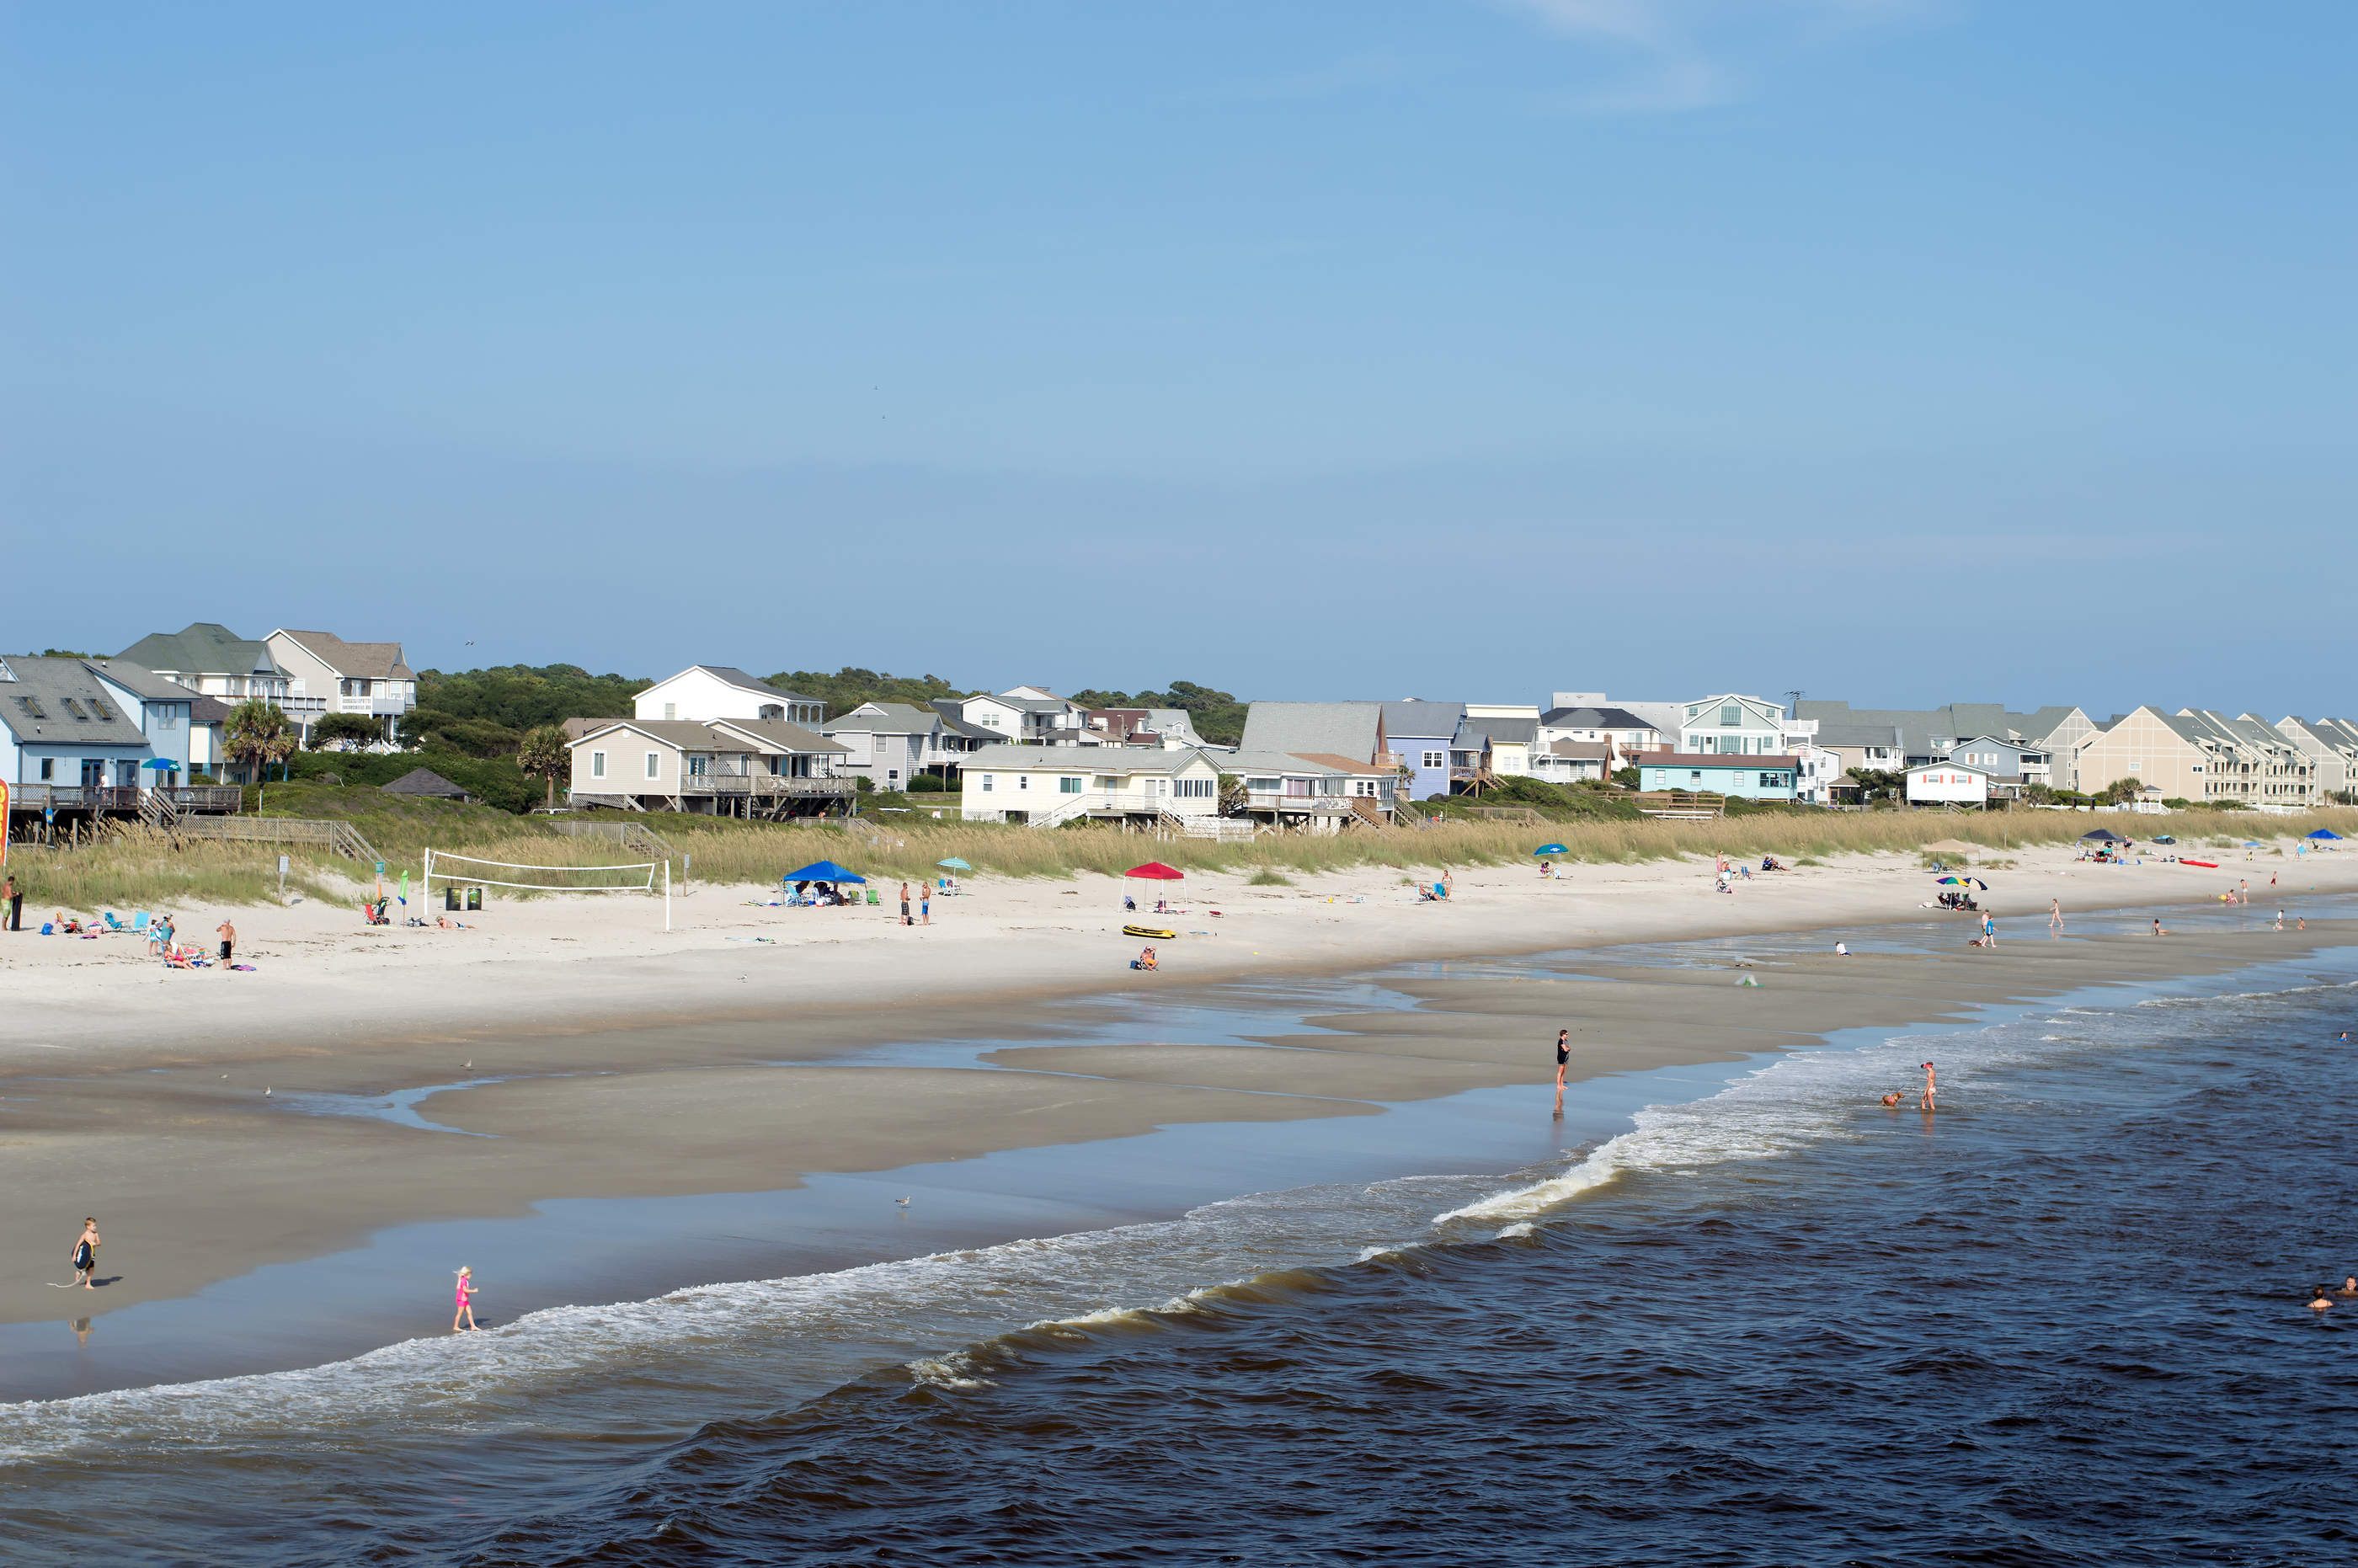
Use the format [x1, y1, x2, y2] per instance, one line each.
[1796, 700, 2087, 755]
[1546, 739, 1614, 759]
[1239, 701, 1382, 760]
[1378, 700, 1464, 739]
[974, 694, 1073, 714]
[1814, 722, 1905, 749]
[568, 717, 846, 754]
[81, 658, 193, 702]
[824, 703, 940, 734]
[380, 766, 469, 798]
[695, 667, 822, 704]
[929, 698, 1000, 739]
[1539, 706, 1657, 732]
[189, 696, 233, 723]
[1457, 717, 1538, 746]
[118, 622, 283, 680]
[0, 655, 155, 747]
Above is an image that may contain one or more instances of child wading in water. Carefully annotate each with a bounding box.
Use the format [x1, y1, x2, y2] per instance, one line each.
[453, 1266, 482, 1332]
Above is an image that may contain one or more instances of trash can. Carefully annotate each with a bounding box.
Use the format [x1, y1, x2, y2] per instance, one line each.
[466, 886, 483, 912]
[445, 886, 460, 910]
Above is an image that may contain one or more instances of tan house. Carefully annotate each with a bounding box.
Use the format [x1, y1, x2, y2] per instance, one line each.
[567, 718, 850, 817]
[2067, 707, 2315, 804]
[266, 629, 419, 746]
[961, 744, 1225, 828]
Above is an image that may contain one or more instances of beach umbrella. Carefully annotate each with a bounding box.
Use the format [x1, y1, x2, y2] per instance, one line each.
[784, 860, 865, 884]
[936, 857, 973, 870]
[1936, 877, 1961, 884]
[1123, 861, 1184, 881]
[141, 758, 176, 771]
[1532, 843, 1568, 856]
[2243, 841, 2262, 849]
[2306, 829, 2341, 840]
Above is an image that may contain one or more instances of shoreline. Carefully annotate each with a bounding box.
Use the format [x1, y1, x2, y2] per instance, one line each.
[3, 837, 2352, 1394]
[2, 891, 2352, 1400]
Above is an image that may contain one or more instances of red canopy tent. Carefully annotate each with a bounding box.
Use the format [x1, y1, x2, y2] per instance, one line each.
[1123, 862, 1184, 881]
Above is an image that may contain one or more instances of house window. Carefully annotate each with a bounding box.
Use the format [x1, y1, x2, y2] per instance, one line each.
[591, 751, 606, 779]
[39, 757, 54, 781]
[645, 753, 660, 779]
[1689, 771, 1702, 783]
[1059, 776, 1083, 793]
[157, 707, 179, 730]
[1246, 777, 1278, 792]
[1352, 779, 1378, 797]
[689, 755, 708, 776]
[1721, 704, 1741, 728]
[1017, 775, 1028, 790]
[888, 770, 900, 783]
[663, 703, 677, 720]
[980, 775, 994, 792]
[1096, 776, 1122, 790]
[1422, 750, 1445, 769]
[1175, 777, 1216, 797]
[1760, 772, 1781, 789]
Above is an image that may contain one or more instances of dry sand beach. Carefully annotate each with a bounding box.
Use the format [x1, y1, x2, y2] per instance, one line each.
[3, 832, 2352, 1348]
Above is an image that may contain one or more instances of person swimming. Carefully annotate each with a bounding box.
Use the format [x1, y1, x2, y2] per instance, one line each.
[2309, 1287, 2334, 1313]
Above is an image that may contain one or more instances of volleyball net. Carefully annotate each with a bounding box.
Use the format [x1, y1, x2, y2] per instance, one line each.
[422, 847, 661, 894]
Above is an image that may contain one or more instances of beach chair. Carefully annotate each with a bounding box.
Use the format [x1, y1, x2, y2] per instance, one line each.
[103, 912, 127, 931]
[132, 912, 150, 935]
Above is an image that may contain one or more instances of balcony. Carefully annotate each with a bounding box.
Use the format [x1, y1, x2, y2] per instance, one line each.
[680, 774, 851, 797]
[337, 696, 412, 717]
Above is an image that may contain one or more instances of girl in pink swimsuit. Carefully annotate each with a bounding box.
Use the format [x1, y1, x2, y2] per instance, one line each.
[452, 1267, 480, 1332]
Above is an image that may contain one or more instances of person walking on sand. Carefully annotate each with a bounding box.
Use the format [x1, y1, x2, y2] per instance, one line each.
[1552, 1028, 1570, 1117]
[3, 874, 20, 933]
[2049, 899, 2062, 936]
[71, 1218, 99, 1288]
[1918, 1062, 1937, 1112]
[1982, 911, 1997, 947]
[899, 883, 913, 927]
[216, 917, 236, 968]
[453, 1267, 481, 1332]
[920, 883, 931, 925]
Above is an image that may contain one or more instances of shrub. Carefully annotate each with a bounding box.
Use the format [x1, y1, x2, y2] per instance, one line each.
[1247, 867, 1294, 886]
[906, 774, 946, 792]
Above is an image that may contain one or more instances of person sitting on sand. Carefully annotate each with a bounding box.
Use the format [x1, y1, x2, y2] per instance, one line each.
[1131, 946, 1158, 972]
[2152, 919, 2169, 936]
[1834, 941, 1849, 956]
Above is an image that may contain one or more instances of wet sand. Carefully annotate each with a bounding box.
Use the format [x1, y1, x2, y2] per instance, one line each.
[4, 894, 2350, 1342]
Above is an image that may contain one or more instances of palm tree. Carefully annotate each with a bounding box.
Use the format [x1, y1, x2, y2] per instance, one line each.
[518, 725, 570, 809]
[223, 699, 296, 812]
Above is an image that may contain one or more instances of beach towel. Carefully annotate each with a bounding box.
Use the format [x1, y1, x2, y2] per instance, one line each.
[230, 963, 257, 971]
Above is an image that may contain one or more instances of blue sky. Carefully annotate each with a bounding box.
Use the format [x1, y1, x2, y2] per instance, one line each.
[3, 2, 2350, 716]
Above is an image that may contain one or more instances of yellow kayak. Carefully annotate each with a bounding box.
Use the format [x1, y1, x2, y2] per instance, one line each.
[1123, 925, 1177, 940]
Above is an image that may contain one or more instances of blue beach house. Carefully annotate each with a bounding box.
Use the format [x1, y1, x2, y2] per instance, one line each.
[1637, 754, 1799, 801]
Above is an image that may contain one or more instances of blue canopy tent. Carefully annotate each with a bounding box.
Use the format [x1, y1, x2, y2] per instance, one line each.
[2307, 829, 2342, 840]
[785, 861, 864, 884]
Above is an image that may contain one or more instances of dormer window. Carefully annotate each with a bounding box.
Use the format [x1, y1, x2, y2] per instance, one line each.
[1720, 705, 1741, 728]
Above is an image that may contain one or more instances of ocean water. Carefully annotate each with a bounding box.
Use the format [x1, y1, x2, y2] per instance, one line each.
[3, 920, 2355, 1565]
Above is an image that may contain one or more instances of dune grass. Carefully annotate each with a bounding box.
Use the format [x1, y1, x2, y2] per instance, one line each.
[18, 799, 2352, 912]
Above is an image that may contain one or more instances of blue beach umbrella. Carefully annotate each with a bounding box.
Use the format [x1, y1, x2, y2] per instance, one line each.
[1532, 843, 1568, 856]
[783, 861, 865, 884]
